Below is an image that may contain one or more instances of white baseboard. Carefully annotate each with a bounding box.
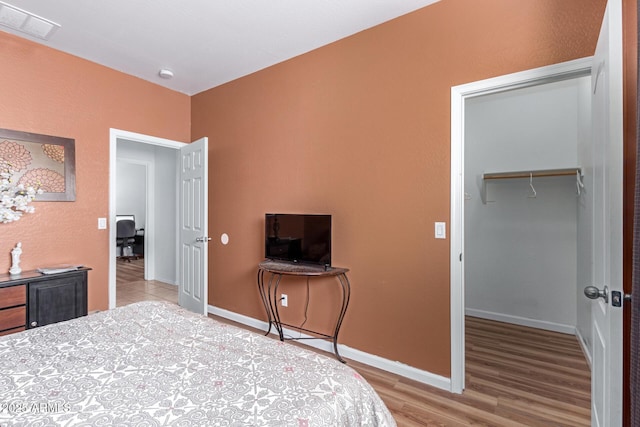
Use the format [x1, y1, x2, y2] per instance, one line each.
[465, 308, 577, 335]
[155, 276, 176, 286]
[208, 305, 451, 392]
[575, 327, 592, 368]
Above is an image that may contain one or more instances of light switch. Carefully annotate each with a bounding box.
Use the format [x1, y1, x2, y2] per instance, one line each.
[435, 222, 446, 239]
[98, 218, 107, 229]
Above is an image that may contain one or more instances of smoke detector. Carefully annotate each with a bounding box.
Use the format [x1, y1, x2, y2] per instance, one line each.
[158, 69, 174, 79]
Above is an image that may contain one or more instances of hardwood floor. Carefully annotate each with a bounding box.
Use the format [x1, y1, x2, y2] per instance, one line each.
[115, 257, 177, 306]
[115, 261, 590, 425]
[360, 317, 591, 426]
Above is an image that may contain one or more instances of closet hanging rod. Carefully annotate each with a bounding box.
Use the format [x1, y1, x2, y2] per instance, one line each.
[480, 167, 583, 204]
[483, 168, 582, 181]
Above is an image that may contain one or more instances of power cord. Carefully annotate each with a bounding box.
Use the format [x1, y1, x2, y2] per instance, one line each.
[299, 277, 310, 337]
[280, 280, 310, 339]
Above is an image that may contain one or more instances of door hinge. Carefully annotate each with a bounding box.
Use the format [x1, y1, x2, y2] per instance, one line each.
[611, 290, 632, 308]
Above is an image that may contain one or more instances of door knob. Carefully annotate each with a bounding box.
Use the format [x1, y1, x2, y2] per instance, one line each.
[196, 236, 211, 243]
[584, 285, 609, 303]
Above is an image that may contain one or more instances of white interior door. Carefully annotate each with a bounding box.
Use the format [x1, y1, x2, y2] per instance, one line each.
[587, 1, 624, 425]
[178, 137, 209, 315]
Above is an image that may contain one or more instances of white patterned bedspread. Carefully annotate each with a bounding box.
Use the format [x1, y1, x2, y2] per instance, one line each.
[0, 301, 396, 426]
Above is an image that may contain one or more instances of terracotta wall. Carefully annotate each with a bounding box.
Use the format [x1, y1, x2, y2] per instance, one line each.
[0, 32, 190, 311]
[192, 0, 606, 376]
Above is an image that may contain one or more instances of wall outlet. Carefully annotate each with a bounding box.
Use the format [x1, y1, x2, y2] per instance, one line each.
[281, 294, 288, 307]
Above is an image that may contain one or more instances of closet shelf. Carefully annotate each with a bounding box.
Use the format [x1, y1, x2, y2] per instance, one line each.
[481, 167, 582, 204]
[483, 168, 582, 181]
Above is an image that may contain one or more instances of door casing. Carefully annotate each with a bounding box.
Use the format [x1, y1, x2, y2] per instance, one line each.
[449, 57, 593, 393]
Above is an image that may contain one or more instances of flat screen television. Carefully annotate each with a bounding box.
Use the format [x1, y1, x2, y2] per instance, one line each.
[265, 213, 331, 267]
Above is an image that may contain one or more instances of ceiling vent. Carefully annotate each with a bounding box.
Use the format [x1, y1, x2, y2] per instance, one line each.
[0, 1, 60, 40]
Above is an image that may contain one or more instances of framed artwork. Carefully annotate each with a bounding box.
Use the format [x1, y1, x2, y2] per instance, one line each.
[0, 128, 76, 201]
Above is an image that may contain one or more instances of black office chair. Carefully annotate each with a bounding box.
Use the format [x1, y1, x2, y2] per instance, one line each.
[116, 219, 138, 262]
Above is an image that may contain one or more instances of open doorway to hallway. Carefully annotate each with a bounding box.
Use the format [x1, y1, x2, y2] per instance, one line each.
[109, 129, 210, 316]
[110, 134, 180, 308]
[114, 153, 178, 306]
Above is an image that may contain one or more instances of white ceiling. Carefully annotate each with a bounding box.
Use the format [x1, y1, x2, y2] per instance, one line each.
[2, 0, 440, 95]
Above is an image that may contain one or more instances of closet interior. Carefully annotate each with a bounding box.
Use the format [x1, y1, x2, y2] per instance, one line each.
[464, 74, 593, 352]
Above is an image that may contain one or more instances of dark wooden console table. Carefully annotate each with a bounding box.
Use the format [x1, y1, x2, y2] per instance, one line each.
[257, 260, 351, 363]
[0, 267, 90, 336]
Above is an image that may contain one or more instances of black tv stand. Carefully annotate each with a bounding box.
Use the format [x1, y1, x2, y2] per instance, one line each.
[257, 260, 351, 363]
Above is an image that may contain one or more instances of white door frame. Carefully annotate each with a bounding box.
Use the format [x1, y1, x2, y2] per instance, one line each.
[449, 57, 593, 393]
[108, 128, 186, 309]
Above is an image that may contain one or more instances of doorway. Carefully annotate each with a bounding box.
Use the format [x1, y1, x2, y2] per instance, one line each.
[464, 75, 591, 335]
[449, 57, 593, 392]
[108, 129, 184, 309]
[459, 69, 593, 424]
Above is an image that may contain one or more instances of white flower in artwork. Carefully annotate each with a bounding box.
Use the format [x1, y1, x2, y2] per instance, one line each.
[0, 163, 42, 223]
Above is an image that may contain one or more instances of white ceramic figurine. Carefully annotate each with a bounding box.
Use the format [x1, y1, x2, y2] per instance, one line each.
[9, 242, 22, 275]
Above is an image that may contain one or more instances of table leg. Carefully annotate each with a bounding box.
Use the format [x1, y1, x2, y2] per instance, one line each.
[333, 273, 351, 363]
[271, 273, 285, 341]
[257, 269, 273, 336]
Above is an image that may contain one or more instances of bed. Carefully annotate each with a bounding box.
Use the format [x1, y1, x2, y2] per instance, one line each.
[0, 301, 396, 426]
